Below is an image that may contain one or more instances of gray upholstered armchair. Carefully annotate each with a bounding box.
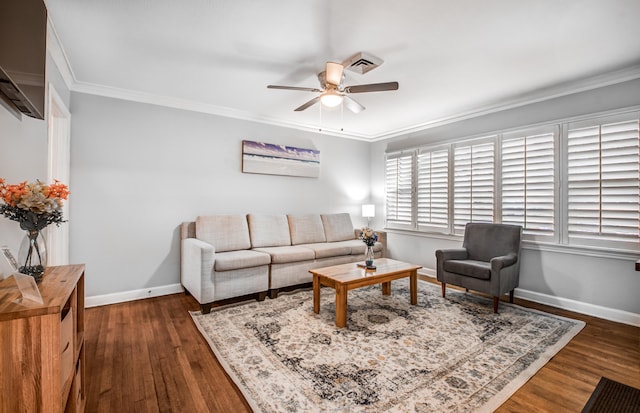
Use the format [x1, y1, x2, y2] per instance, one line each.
[436, 223, 523, 313]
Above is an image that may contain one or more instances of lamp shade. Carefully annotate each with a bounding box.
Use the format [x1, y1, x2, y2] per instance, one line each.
[362, 204, 375, 218]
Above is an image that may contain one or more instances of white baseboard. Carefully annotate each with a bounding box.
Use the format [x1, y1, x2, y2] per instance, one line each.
[417, 269, 639, 327]
[85, 283, 184, 308]
[513, 288, 640, 327]
[86, 271, 640, 327]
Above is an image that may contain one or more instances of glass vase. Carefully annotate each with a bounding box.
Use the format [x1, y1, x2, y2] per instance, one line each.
[18, 229, 47, 282]
[365, 245, 375, 267]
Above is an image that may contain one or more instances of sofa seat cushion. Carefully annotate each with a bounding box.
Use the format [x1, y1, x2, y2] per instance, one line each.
[300, 242, 352, 259]
[321, 213, 356, 242]
[247, 214, 291, 248]
[196, 215, 251, 252]
[288, 214, 326, 245]
[253, 245, 316, 264]
[443, 259, 491, 280]
[214, 250, 271, 272]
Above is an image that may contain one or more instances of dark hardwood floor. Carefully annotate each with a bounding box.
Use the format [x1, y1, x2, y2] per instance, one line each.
[85, 280, 640, 412]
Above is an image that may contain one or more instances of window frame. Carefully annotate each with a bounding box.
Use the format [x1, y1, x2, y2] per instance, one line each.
[383, 109, 639, 254]
[452, 136, 497, 235]
[560, 112, 640, 251]
[500, 125, 559, 243]
[416, 144, 450, 234]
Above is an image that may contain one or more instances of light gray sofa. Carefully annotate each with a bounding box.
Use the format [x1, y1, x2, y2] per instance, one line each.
[181, 213, 386, 313]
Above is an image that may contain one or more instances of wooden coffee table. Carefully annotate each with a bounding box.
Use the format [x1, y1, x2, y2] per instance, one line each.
[309, 258, 422, 328]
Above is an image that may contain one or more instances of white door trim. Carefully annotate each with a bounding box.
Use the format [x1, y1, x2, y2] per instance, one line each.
[47, 83, 71, 265]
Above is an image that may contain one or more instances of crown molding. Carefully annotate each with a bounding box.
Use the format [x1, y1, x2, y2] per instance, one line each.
[71, 81, 373, 141]
[370, 64, 640, 142]
[67, 63, 640, 142]
[46, 17, 76, 89]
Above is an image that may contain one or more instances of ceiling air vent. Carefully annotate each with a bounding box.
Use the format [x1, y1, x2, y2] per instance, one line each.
[342, 52, 383, 75]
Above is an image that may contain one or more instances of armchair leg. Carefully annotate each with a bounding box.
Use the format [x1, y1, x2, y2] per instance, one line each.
[493, 297, 499, 313]
[509, 290, 514, 303]
[441, 282, 446, 298]
[201, 303, 212, 314]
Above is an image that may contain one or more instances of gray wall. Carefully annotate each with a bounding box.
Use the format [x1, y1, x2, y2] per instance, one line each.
[0, 51, 71, 254]
[69, 93, 372, 297]
[2, 49, 638, 320]
[370, 79, 640, 316]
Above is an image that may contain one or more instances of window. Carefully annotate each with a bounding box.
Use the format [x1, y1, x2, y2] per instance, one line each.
[566, 116, 639, 249]
[453, 139, 495, 234]
[385, 152, 414, 229]
[384, 110, 639, 252]
[501, 128, 556, 240]
[417, 148, 448, 232]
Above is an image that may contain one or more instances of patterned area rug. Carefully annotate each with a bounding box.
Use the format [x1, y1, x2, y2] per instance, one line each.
[191, 279, 585, 412]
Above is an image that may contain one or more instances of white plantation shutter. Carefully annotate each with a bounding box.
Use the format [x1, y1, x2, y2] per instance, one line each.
[385, 152, 414, 228]
[454, 140, 495, 234]
[417, 148, 449, 232]
[567, 117, 640, 247]
[502, 130, 555, 238]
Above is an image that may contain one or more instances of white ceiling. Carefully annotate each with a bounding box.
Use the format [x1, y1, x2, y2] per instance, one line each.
[45, 0, 640, 140]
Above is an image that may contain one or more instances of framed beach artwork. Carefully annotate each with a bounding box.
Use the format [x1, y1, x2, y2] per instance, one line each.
[242, 140, 320, 178]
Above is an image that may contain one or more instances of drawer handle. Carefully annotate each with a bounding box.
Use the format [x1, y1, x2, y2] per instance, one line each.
[62, 342, 70, 352]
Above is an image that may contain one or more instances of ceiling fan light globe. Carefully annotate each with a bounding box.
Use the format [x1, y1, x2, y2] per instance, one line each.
[320, 92, 343, 108]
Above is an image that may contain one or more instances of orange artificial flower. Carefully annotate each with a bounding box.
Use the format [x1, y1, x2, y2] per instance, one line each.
[45, 180, 70, 200]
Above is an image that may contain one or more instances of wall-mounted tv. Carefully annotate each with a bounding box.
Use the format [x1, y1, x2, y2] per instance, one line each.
[0, 0, 47, 120]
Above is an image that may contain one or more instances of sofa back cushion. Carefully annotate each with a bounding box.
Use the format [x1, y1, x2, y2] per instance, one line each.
[287, 214, 326, 245]
[196, 215, 251, 252]
[321, 213, 356, 242]
[247, 214, 291, 248]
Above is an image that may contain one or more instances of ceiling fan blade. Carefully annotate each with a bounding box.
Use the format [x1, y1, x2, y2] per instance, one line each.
[343, 96, 365, 114]
[267, 85, 323, 92]
[294, 96, 321, 111]
[345, 82, 399, 94]
[325, 62, 344, 86]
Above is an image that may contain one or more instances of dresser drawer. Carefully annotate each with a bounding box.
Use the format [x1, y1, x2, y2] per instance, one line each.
[60, 307, 74, 385]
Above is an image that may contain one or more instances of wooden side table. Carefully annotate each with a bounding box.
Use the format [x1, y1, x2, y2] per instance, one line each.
[0, 264, 86, 413]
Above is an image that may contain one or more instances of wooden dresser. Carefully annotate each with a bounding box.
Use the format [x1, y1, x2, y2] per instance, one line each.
[0, 264, 85, 413]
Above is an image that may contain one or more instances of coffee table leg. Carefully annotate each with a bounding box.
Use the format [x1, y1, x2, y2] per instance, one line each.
[313, 274, 320, 314]
[381, 282, 391, 295]
[410, 270, 417, 305]
[335, 285, 347, 328]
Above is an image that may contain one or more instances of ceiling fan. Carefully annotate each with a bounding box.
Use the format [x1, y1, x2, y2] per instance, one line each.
[267, 59, 399, 113]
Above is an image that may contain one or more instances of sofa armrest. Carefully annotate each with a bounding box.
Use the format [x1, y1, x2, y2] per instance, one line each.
[181, 238, 215, 304]
[353, 228, 388, 257]
[490, 253, 517, 270]
[435, 248, 468, 262]
[376, 230, 388, 257]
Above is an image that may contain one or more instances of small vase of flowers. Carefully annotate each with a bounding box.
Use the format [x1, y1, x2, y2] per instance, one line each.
[0, 179, 70, 282]
[359, 227, 378, 267]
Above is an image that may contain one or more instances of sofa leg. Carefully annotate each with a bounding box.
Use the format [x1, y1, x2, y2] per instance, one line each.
[269, 289, 280, 299]
[441, 282, 446, 298]
[509, 290, 514, 303]
[493, 297, 499, 313]
[201, 303, 212, 314]
[257, 292, 267, 302]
